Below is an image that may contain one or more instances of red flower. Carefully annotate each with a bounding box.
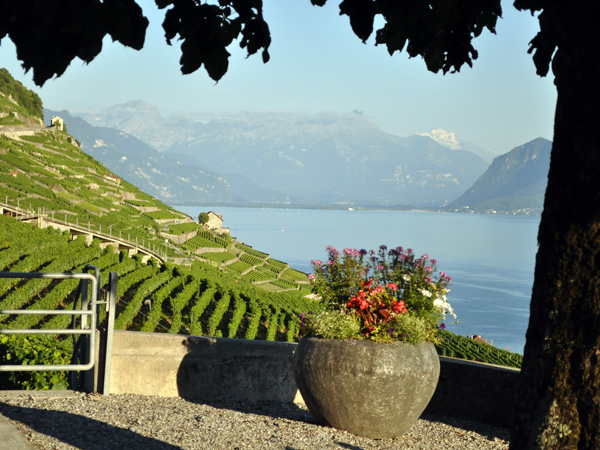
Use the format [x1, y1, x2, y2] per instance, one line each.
[393, 300, 407, 314]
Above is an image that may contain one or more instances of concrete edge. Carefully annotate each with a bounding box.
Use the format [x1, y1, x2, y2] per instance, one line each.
[0, 412, 35, 450]
[0, 390, 79, 400]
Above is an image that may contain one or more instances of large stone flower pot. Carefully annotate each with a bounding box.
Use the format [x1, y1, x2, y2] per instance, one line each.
[293, 337, 440, 438]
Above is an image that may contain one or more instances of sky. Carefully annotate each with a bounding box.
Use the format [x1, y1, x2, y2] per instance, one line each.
[0, 0, 556, 154]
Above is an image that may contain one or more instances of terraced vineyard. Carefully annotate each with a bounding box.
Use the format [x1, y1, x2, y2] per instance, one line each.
[436, 329, 523, 368]
[189, 239, 311, 293]
[0, 215, 320, 343]
[0, 128, 185, 259]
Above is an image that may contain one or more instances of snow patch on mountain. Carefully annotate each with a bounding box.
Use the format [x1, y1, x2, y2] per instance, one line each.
[418, 129, 462, 150]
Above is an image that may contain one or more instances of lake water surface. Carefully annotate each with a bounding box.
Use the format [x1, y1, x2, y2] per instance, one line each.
[178, 206, 540, 354]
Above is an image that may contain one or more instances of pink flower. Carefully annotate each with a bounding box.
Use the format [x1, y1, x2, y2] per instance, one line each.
[311, 259, 322, 266]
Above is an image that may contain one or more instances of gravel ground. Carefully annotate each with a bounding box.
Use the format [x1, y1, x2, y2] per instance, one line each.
[0, 392, 509, 450]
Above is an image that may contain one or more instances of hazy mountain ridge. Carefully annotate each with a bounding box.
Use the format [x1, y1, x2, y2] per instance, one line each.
[45, 109, 235, 203]
[70, 102, 490, 207]
[165, 118, 488, 206]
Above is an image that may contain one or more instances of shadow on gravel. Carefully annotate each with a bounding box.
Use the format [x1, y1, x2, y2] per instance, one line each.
[190, 399, 317, 424]
[0, 403, 183, 450]
[420, 412, 510, 442]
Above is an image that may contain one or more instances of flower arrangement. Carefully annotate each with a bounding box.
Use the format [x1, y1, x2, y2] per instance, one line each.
[301, 245, 455, 344]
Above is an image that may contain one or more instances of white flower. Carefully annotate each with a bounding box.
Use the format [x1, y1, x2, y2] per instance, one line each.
[434, 297, 457, 319]
[403, 274, 411, 282]
[421, 289, 432, 298]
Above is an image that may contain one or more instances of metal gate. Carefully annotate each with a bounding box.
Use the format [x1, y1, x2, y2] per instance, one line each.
[0, 266, 117, 393]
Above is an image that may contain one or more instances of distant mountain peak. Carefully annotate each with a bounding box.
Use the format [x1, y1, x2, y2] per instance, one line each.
[418, 129, 462, 150]
[109, 100, 160, 114]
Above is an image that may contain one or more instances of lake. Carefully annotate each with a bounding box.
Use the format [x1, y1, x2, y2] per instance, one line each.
[178, 206, 540, 354]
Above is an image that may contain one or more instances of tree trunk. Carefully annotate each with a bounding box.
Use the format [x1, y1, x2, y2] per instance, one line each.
[510, 4, 600, 448]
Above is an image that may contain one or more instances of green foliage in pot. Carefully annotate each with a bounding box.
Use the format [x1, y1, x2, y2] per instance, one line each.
[301, 245, 455, 344]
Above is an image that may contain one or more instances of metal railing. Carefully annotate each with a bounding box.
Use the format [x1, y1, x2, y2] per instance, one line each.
[0, 267, 113, 382]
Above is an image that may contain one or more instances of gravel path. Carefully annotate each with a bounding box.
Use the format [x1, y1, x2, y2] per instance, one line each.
[0, 392, 509, 450]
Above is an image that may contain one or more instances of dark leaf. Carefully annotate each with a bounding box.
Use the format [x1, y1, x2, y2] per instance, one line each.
[159, 0, 269, 80]
[103, 0, 148, 50]
[204, 45, 231, 81]
[155, 0, 174, 9]
[162, 7, 181, 44]
[339, 0, 375, 43]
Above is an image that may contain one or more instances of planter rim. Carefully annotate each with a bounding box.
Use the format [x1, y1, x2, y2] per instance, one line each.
[299, 335, 437, 346]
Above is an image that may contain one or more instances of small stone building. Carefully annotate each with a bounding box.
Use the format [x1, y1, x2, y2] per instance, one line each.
[51, 116, 65, 131]
[206, 211, 223, 231]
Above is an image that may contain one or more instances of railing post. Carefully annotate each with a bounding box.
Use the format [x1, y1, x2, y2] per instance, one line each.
[81, 266, 101, 393]
[97, 272, 117, 395]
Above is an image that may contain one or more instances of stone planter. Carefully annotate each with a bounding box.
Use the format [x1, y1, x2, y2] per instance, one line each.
[293, 337, 440, 438]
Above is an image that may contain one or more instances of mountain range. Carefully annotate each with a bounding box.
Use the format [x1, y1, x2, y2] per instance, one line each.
[52, 101, 551, 212]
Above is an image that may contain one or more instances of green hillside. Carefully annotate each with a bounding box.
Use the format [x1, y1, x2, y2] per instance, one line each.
[0, 68, 43, 119]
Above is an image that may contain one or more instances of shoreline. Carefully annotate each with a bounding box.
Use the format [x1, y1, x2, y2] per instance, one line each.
[167, 202, 541, 216]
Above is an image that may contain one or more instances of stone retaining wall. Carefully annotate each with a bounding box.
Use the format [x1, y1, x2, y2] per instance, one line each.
[195, 247, 228, 254]
[109, 331, 300, 403]
[425, 356, 519, 427]
[161, 229, 198, 244]
[108, 331, 518, 427]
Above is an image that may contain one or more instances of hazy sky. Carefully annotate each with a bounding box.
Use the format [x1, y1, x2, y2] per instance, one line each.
[1, 0, 556, 154]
